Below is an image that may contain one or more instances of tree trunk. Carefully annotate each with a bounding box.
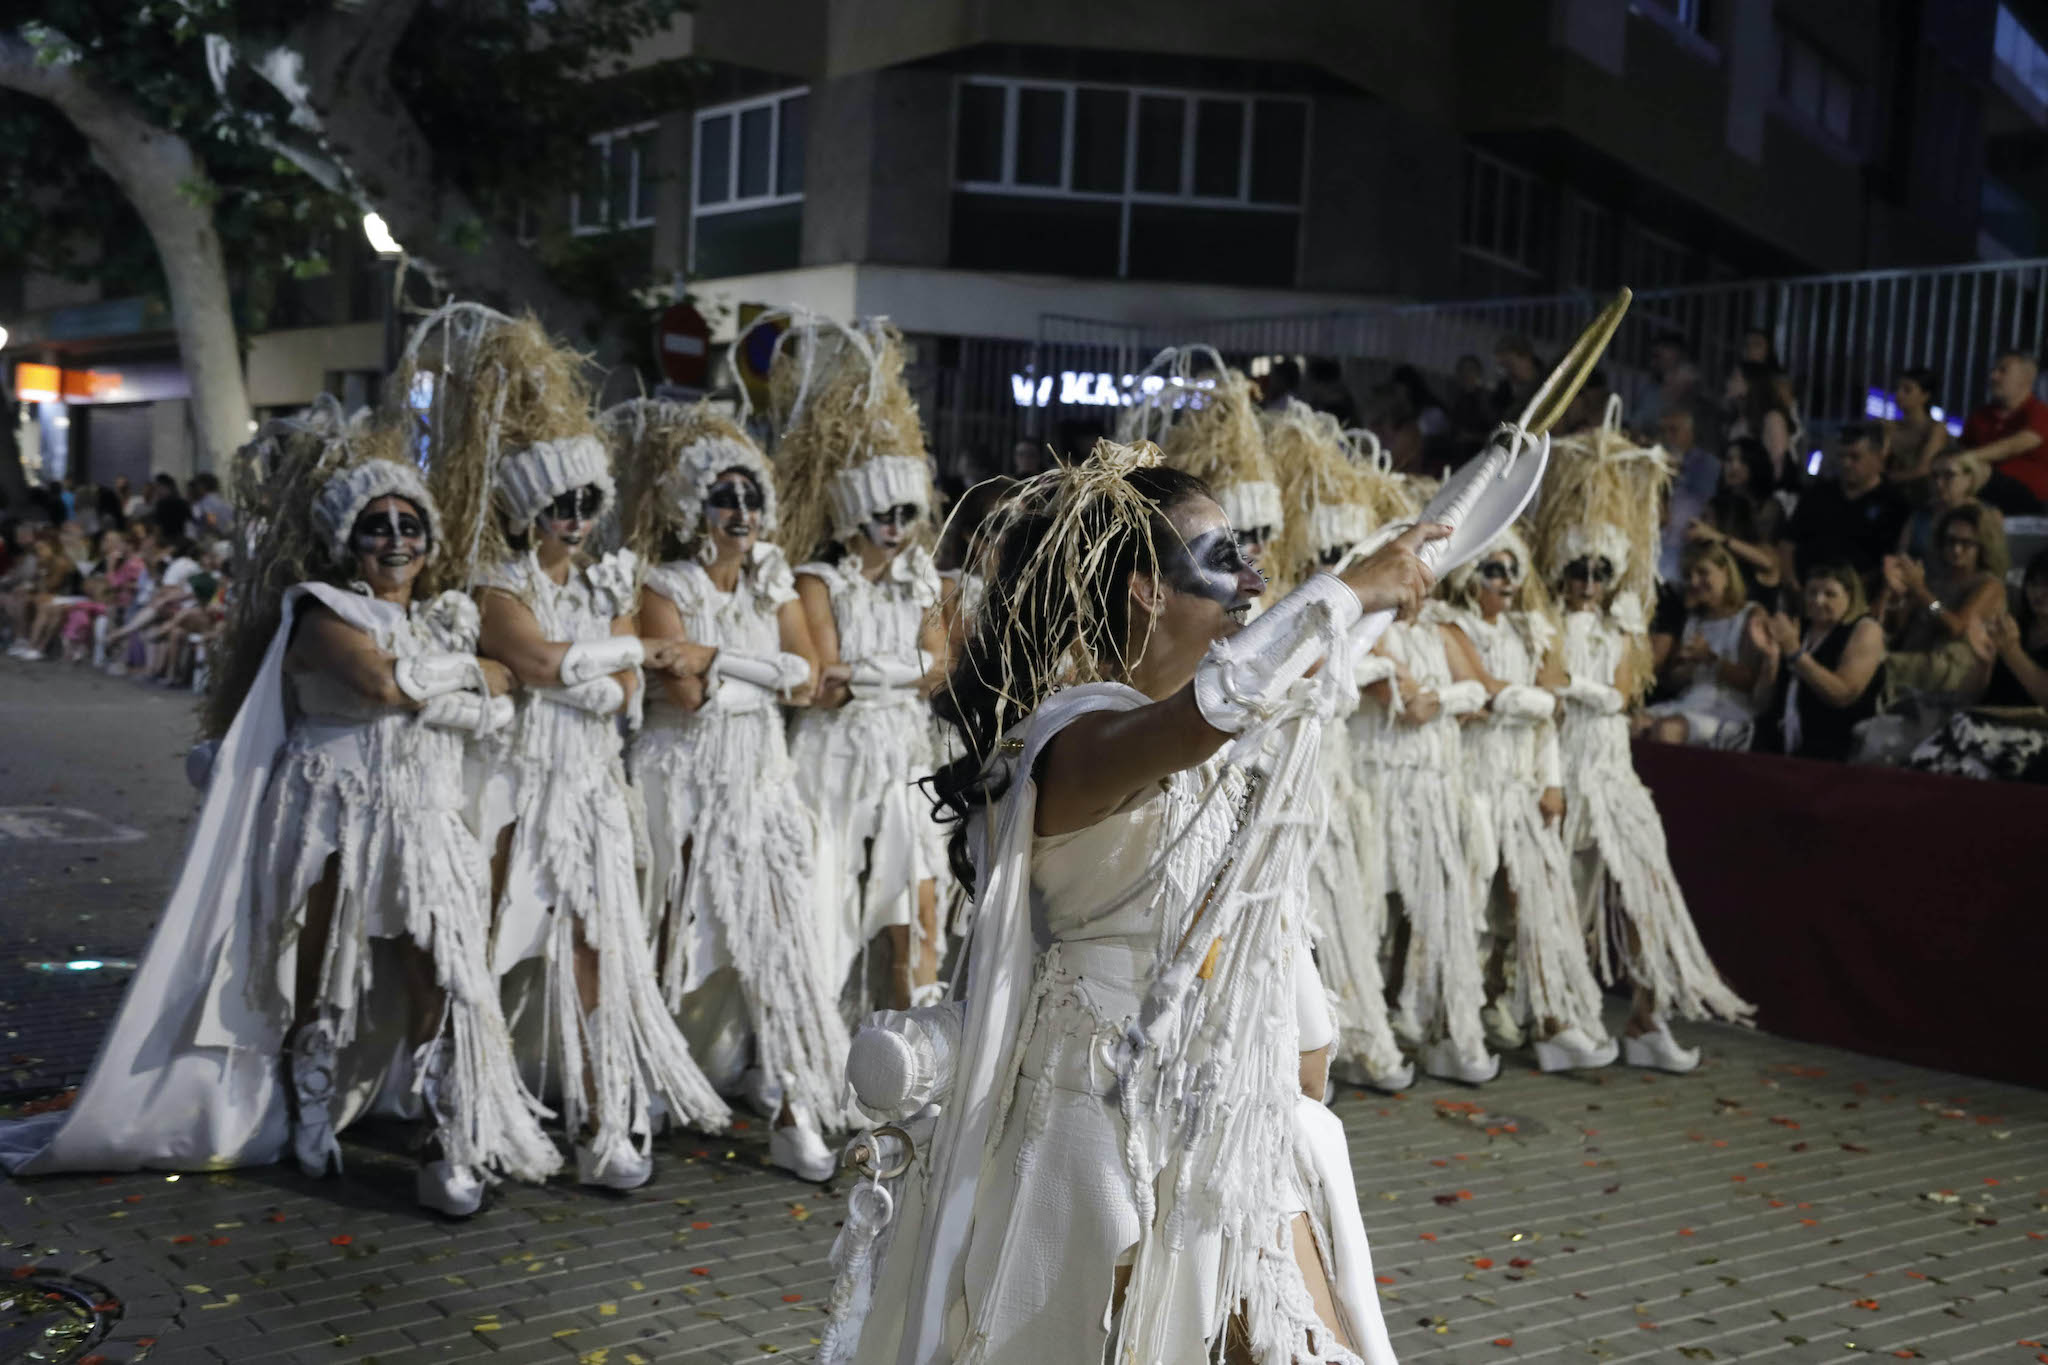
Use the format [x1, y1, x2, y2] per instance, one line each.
[0, 29, 252, 475]
[240, 0, 606, 347]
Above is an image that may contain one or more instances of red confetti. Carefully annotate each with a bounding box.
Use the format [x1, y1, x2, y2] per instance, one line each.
[1472, 1258, 1494, 1269]
[1789, 1141, 1809, 1152]
[1904, 1271, 1927, 1280]
[1853, 1298, 1880, 1310]
[1455, 1189, 1473, 1201]
[170, 1235, 195, 1245]
[1677, 1227, 1695, 1237]
[690, 1221, 711, 1230]
[1768, 1200, 1788, 1208]
[122, 1195, 142, 1204]
[1508, 1257, 1531, 1269]
[1984, 1177, 2001, 1185]
[330, 1235, 352, 1246]
[208, 1237, 229, 1247]
[1731, 1175, 1747, 1183]
[1770, 1116, 1801, 1128]
[1431, 1159, 1448, 1168]
[1800, 1218, 1820, 1227]
[1375, 1275, 1395, 1285]
[1418, 1233, 1437, 1242]
[2029, 1232, 2045, 1241]
[1492, 1338, 1514, 1348]
[782, 1293, 802, 1303]
[267, 1212, 286, 1223]
[1842, 1143, 1870, 1153]
[1710, 1139, 1728, 1148]
[10, 1268, 33, 1280]
[1638, 1322, 1659, 1331]
[690, 1266, 710, 1276]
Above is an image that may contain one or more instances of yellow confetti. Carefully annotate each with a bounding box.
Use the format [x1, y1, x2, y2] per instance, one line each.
[553, 1329, 581, 1339]
[599, 1302, 618, 1317]
[474, 1322, 502, 1333]
[579, 1351, 610, 1365]
[629, 1280, 646, 1291]
[201, 1294, 241, 1310]
[627, 1355, 650, 1365]
[183, 1285, 210, 1295]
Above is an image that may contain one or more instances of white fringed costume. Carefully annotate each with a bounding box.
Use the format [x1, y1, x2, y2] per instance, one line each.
[791, 544, 950, 1001]
[1349, 611, 1490, 1062]
[1444, 601, 1611, 1043]
[478, 549, 730, 1167]
[1556, 604, 1755, 1023]
[633, 542, 854, 1127]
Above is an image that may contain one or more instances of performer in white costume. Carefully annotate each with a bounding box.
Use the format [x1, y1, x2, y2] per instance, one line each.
[1437, 530, 1618, 1072]
[1126, 346, 1286, 577]
[1533, 412, 1756, 1072]
[822, 441, 1428, 1365]
[758, 314, 951, 1013]
[1267, 404, 1411, 1091]
[0, 402, 558, 1217]
[411, 306, 729, 1189]
[606, 397, 854, 1182]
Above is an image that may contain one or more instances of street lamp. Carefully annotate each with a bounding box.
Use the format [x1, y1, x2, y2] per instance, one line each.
[362, 212, 402, 257]
[362, 213, 403, 381]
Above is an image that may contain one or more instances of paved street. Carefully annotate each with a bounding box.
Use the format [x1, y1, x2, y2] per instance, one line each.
[2, 655, 2045, 1364]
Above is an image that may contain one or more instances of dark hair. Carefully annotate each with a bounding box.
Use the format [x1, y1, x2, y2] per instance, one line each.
[1743, 326, 1783, 370]
[1391, 364, 1442, 415]
[934, 475, 1016, 574]
[2019, 547, 2048, 633]
[1735, 360, 1790, 436]
[2000, 346, 2041, 368]
[927, 464, 1212, 890]
[1896, 366, 1940, 409]
[1836, 422, 1877, 449]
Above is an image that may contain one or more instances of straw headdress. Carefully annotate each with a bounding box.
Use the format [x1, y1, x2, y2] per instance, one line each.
[741, 311, 936, 561]
[1120, 347, 1283, 540]
[603, 398, 778, 566]
[392, 302, 607, 576]
[1265, 399, 1418, 593]
[203, 399, 428, 737]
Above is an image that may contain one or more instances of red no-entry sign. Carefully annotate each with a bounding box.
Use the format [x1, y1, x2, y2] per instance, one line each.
[656, 303, 710, 388]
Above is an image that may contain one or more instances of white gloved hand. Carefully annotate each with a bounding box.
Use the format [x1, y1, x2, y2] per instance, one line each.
[1437, 679, 1489, 717]
[559, 636, 644, 686]
[393, 651, 481, 703]
[1560, 679, 1626, 715]
[711, 649, 812, 694]
[1193, 573, 1364, 733]
[541, 675, 626, 715]
[845, 651, 932, 700]
[1491, 683, 1557, 724]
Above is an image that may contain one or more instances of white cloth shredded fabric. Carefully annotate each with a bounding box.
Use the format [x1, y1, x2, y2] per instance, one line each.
[632, 546, 857, 1130]
[790, 545, 950, 1007]
[1443, 605, 1609, 1041]
[1349, 610, 1489, 1054]
[2, 583, 555, 1181]
[1556, 607, 1756, 1023]
[476, 551, 730, 1165]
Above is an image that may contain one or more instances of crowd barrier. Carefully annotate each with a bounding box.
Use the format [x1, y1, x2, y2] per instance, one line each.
[1633, 741, 2048, 1091]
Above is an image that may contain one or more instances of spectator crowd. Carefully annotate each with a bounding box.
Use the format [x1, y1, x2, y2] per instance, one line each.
[1, 471, 233, 690]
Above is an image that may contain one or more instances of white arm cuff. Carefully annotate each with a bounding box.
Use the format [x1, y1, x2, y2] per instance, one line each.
[419, 691, 516, 736]
[541, 675, 625, 715]
[1193, 572, 1364, 733]
[846, 1002, 965, 1121]
[1438, 679, 1489, 717]
[712, 649, 812, 694]
[393, 651, 481, 703]
[846, 650, 932, 699]
[559, 636, 644, 686]
[1562, 680, 1627, 715]
[1491, 683, 1557, 724]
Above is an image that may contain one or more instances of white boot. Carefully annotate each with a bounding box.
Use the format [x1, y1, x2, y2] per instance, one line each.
[1622, 1021, 1700, 1074]
[739, 1067, 784, 1121]
[1420, 1037, 1499, 1086]
[1533, 1025, 1620, 1073]
[575, 1139, 654, 1191]
[416, 1160, 486, 1217]
[1482, 999, 1525, 1050]
[1361, 1055, 1414, 1094]
[768, 1109, 838, 1183]
[289, 1017, 342, 1178]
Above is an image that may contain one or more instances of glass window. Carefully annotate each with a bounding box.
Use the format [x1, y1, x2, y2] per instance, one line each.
[1015, 87, 1067, 188]
[633, 130, 658, 223]
[738, 104, 773, 199]
[1072, 88, 1128, 193]
[1192, 99, 1244, 198]
[1997, 5, 2048, 108]
[1135, 95, 1186, 195]
[1249, 99, 1306, 204]
[698, 113, 732, 205]
[776, 93, 807, 196]
[609, 137, 634, 227]
[957, 83, 1006, 182]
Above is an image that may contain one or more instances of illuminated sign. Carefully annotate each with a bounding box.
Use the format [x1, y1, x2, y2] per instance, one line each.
[14, 363, 61, 402]
[1008, 370, 1212, 409]
[13, 363, 137, 404]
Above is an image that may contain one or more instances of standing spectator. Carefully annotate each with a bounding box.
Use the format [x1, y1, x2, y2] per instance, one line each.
[188, 472, 232, 539]
[1646, 332, 1719, 451]
[1258, 356, 1301, 411]
[148, 473, 192, 542]
[1446, 353, 1498, 460]
[1740, 326, 1782, 370]
[1387, 364, 1450, 474]
[1750, 564, 1887, 761]
[1655, 406, 1720, 583]
[1687, 437, 1785, 606]
[1007, 438, 1045, 479]
[1491, 334, 1543, 420]
[1776, 425, 1909, 589]
[1883, 366, 1951, 506]
[1722, 361, 1796, 485]
[1957, 348, 2048, 510]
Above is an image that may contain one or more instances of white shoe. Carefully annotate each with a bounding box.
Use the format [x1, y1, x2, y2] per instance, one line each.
[1482, 1000, 1525, 1050]
[769, 1119, 839, 1183]
[1362, 1056, 1414, 1093]
[416, 1160, 485, 1217]
[1420, 1037, 1500, 1086]
[289, 1018, 342, 1178]
[1533, 1025, 1620, 1073]
[1622, 1022, 1700, 1074]
[8, 643, 39, 660]
[103, 661, 127, 677]
[575, 1140, 654, 1191]
[739, 1067, 784, 1121]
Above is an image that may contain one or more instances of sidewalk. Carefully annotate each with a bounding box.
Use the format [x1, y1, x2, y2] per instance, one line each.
[5, 1004, 2044, 1363]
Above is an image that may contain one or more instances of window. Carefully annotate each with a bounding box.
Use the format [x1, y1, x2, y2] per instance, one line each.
[950, 76, 1308, 281]
[1776, 30, 1858, 147]
[572, 123, 658, 235]
[691, 89, 808, 276]
[1995, 5, 2048, 116]
[1460, 150, 1545, 279]
[1631, 0, 1717, 58]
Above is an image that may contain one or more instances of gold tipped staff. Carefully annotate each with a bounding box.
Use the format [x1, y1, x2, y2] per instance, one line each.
[1516, 286, 1634, 439]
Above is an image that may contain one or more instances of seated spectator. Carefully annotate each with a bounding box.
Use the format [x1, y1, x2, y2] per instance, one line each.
[1740, 326, 1783, 371]
[16, 534, 87, 661]
[1876, 500, 2009, 707]
[1907, 547, 2048, 783]
[149, 472, 192, 543]
[1957, 348, 2048, 512]
[56, 530, 141, 666]
[1646, 331, 1720, 451]
[1389, 364, 1450, 474]
[1883, 366, 1950, 506]
[1687, 437, 1786, 606]
[1777, 424, 1908, 590]
[1259, 357, 1301, 412]
[1559, 365, 1612, 437]
[140, 549, 228, 685]
[1647, 544, 1764, 749]
[188, 472, 233, 540]
[0, 523, 50, 651]
[1901, 449, 2003, 560]
[1749, 564, 1887, 761]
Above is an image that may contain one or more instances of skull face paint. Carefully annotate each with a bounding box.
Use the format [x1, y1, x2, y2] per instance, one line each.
[1164, 526, 1266, 620]
[861, 502, 921, 552]
[703, 470, 765, 548]
[538, 484, 604, 549]
[350, 495, 429, 594]
[1234, 525, 1276, 569]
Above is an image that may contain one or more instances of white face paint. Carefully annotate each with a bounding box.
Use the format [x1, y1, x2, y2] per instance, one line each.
[351, 495, 429, 595]
[1163, 524, 1266, 623]
[860, 502, 920, 553]
[536, 484, 604, 551]
[702, 470, 764, 551]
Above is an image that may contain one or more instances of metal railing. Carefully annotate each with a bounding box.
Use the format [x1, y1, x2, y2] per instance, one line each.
[1029, 256, 2048, 436]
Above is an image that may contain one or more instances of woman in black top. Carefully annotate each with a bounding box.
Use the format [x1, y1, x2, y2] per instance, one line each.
[1749, 564, 1887, 761]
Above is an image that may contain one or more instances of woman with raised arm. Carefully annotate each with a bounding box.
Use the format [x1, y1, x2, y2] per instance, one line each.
[414, 306, 728, 1192]
[607, 398, 854, 1183]
[1534, 419, 1755, 1074]
[0, 403, 559, 1217]
[822, 439, 1440, 1365]
[764, 315, 952, 1012]
[1438, 530, 1617, 1072]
